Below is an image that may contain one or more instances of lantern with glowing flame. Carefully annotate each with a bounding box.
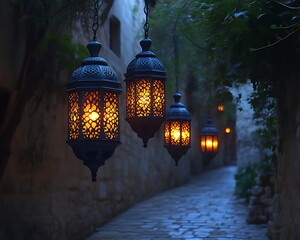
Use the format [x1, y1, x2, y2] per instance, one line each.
[164, 93, 191, 165]
[66, 40, 122, 182]
[200, 119, 219, 153]
[217, 105, 224, 112]
[125, 37, 166, 148]
[225, 127, 231, 134]
[124, 0, 166, 148]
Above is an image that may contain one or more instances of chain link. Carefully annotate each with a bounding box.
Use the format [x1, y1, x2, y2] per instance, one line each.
[173, 33, 179, 92]
[92, 0, 99, 40]
[143, 0, 150, 38]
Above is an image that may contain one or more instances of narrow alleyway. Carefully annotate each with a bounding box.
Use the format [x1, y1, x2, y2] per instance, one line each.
[87, 166, 267, 240]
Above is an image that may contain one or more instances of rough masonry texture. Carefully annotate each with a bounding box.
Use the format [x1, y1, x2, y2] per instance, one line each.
[233, 82, 263, 170]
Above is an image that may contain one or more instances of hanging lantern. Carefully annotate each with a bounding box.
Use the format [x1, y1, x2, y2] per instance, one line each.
[225, 127, 231, 134]
[217, 105, 224, 112]
[66, 1, 122, 182]
[164, 93, 191, 165]
[124, 2, 166, 148]
[200, 119, 219, 153]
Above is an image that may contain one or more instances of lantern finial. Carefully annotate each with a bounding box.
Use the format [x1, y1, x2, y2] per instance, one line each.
[140, 37, 152, 51]
[173, 93, 181, 103]
[87, 41, 102, 57]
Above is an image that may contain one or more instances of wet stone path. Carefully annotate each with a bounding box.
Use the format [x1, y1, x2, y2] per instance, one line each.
[87, 166, 267, 240]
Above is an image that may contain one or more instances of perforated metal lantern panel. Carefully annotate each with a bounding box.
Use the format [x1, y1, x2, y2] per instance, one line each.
[164, 93, 191, 165]
[66, 40, 122, 182]
[125, 37, 166, 148]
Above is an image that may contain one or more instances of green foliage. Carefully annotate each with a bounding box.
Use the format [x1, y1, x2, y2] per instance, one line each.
[10, 0, 90, 74]
[151, 0, 300, 103]
[235, 163, 258, 199]
[250, 89, 278, 173]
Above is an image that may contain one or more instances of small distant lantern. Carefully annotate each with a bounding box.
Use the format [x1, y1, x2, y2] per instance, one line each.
[124, 1, 166, 148]
[164, 93, 191, 165]
[200, 119, 219, 153]
[217, 105, 224, 112]
[225, 127, 231, 134]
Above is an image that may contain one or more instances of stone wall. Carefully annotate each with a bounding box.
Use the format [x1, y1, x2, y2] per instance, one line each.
[248, 173, 274, 225]
[232, 82, 263, 170]
[0, 1, 201, 239]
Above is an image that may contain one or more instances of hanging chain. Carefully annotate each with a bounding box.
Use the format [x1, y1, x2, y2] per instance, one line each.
[92, 0, 99, 40]
[143, 0, 150, 38]
[174, 33, 179, 92]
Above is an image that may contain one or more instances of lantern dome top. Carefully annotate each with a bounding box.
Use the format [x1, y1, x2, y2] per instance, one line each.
[166, 93, 191, 120]
[125, 37, 166, 79]
[68, 41, 120, 89]
[201, 119, 218, 135]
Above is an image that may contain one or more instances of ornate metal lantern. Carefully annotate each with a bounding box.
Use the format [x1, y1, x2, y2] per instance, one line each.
[200, 119, 219, 153]
[124, 1, 166, 148]
[164, 93, 191, 165]
[66, 0, 122, 182]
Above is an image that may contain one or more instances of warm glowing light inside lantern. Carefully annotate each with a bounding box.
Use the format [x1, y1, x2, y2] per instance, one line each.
[103, 92, 119, 139]
[172, 130, 180, 141]
[89, 110, 100, 121]
[153, 80, 164, 117]
[82, 91, 101, 139]
[200, 137, 206, 151]
[68, 92, 80, 139]
[201, 135, 218, 152]
[136, 79, 151, 116]
[218, 105, 224, 112]
[182, 130, 189, 141]
[165, 121, 190, 146]
[206, 136, 213, 151]
[170, 121, 181, 145]
[225, 127, 231, 134]
[213, 136, 218, 150]
[181, 122, 190, 146]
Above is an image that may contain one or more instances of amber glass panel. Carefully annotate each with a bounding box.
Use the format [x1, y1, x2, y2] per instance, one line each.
[200, 136, 206, 152]
[181, 121, 190, 146]
[68, 92, 80, 139]
[205, 136, 213, 152]
[153, 80, 164, 117]
[126, 81, 135, 117]
[82, 91, 101, 139]
[213, 136, 219, 152]
[103, 92, 119, 139]
[218, 105, 224, 112]
[170, 121, 181, 145]
[136, 79, 151, 117]
[164, 121, 170, 144]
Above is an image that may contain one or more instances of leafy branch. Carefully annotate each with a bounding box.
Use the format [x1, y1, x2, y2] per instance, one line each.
[275, 1, 300, 9]
[250, 24, 300, 52]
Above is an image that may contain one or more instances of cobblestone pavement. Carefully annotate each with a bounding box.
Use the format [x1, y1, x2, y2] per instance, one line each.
[87, 166, 267, 240]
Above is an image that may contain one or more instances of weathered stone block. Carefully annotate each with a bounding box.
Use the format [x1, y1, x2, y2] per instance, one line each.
[252, 186, 264, 196]
[249, 196, 259, 205]
[260, 194, 272, 206]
